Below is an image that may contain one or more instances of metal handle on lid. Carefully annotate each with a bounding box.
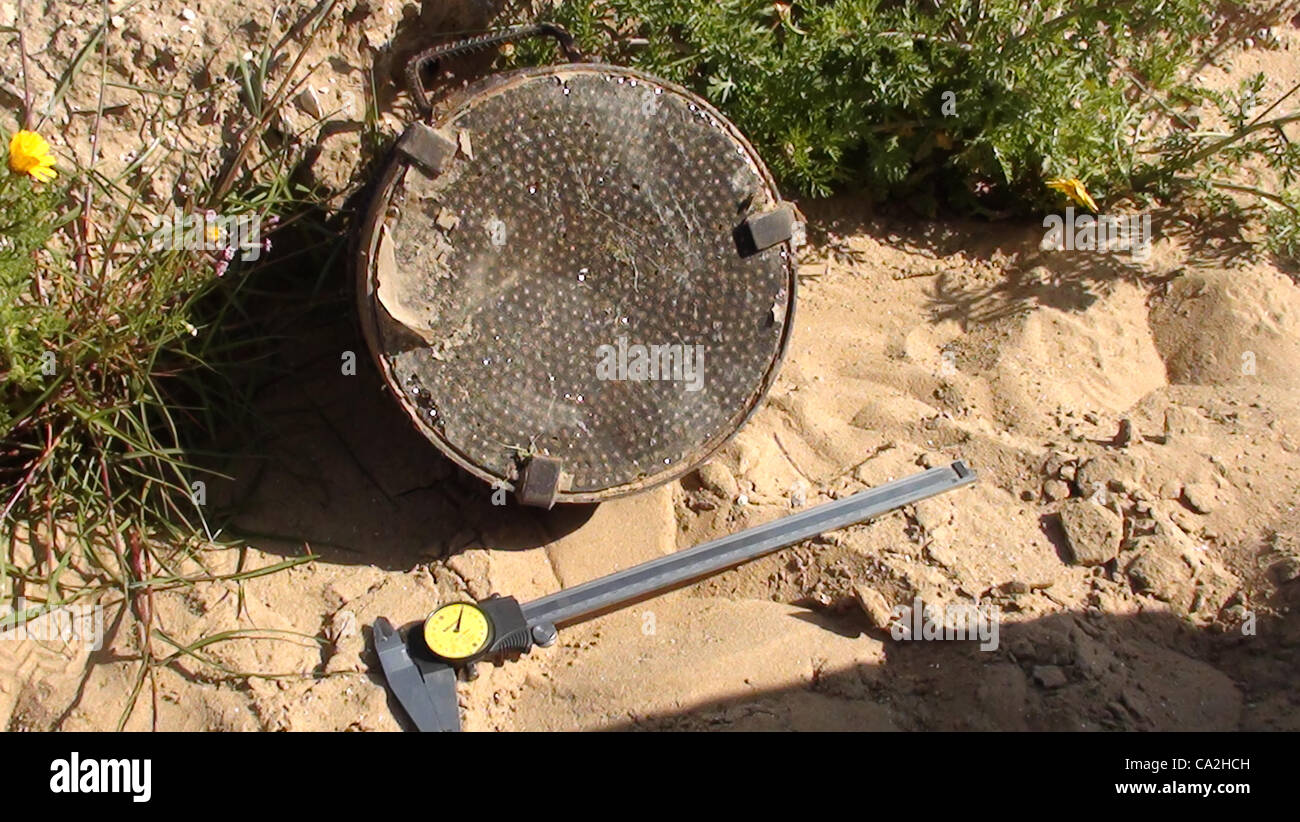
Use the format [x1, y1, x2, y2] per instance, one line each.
[405, 23, 583, 116]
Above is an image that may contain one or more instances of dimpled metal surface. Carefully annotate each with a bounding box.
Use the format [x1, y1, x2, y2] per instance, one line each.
[366, 65, 794, 500]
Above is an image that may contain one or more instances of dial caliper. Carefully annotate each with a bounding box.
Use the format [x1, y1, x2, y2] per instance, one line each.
[373, 460, 976, 731]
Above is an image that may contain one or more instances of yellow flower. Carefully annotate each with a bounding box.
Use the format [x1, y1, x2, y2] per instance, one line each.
[1046, 177, 1097, 212]
[8, 130, 57, 183]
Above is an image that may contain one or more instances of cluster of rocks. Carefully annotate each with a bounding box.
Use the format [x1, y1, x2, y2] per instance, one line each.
[1039, 445, 1240, 622]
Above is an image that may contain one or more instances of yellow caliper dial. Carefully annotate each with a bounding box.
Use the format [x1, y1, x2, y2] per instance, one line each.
[423, 602, 492, 661]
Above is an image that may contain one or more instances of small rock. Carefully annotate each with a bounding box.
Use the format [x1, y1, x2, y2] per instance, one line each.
[1043, 479, 1071, 501]
[695, 462, 739, 499]
[1112, 418, 1134, 447]
[328, 609, 358, 643]
[1110, 478, 1138, 495]
[853, 585, 895, 631]
[1163, 405, 1204, 439]
[1181, 483, 1216, 514]
[1075, 453, 1145, 500]
[1126, 546, 1194, 604]
[788, 480, 808, 508]
[294, 87, 322, 119]
[1169, 506, 1202, 535]
[1057, 498, 1123, 566]
[321, 582, 348, 611]
[732, 440, 762, 477]
[688, 497, 717, 513]
[816, 532, 846, 548]
[435, 207, 459, 231]
[1042, 450, 1079, 481]
[1032, 665, 1068, 689]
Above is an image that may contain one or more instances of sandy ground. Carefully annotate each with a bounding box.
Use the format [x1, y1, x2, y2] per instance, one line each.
[2, 2, 1299, 731]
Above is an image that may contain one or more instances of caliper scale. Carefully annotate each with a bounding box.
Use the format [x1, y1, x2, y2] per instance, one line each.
[373, 460, 977, 731]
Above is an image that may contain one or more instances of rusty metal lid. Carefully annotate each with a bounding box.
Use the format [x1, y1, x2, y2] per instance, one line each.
[357, 63, 797, 505]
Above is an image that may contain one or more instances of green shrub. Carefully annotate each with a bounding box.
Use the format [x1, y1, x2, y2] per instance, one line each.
[516, 0, 1299, 239]
[0, 140, 273, 592]
[0, 5, 336, 709]
[0, 173, 69, 412]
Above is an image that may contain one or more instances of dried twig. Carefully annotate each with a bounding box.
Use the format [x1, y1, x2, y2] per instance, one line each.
[15, 0, 33, 129]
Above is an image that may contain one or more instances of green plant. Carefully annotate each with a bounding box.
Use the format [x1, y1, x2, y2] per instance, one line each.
[0, 174, 72, 417]
[1266, 194, 1300, 264]
[1142, 71, 1300, 263]
[514, 2, 1199, 201]
[0, 2, 341, 728]
[513, 0, 1300, 256]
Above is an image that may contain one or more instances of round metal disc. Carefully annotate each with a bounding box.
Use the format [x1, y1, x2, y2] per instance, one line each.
[358, 64, 795, 502]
